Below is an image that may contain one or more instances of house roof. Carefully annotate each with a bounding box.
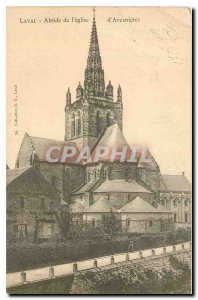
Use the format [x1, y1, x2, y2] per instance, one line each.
[94, 180, 152, 193]
[160, 174, 191, 192]
[6, 167, 60, 199]
[6, 167, 31, 185]
[121, 196, 170, 213]
[84, 197, 117, 213]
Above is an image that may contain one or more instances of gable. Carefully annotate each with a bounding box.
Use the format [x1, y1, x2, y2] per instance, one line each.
[16, 133, 34, 168]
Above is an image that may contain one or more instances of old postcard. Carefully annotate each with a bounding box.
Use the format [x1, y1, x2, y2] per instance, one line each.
[6, 6, 192, 294]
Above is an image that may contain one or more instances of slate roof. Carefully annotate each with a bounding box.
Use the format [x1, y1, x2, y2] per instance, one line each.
[94, 180, 152, 193]
[121, 196, 170, 213]
[6, 167, 31, 185]
[91, 124, 131, 162]
[89, 124, 158, 168]
[29, 135, 65, 159]
[6, 167, 60, 199]
[94, 124, 129, 149]
[84, 197, 117, 213]
[29, 135, 77, 162]
[21, 133, 80, 163]
[160, 174, 191, 192]
[137, 149, 158, 169]
[73, 181, 98, 194]
[22, 127, 158, 168]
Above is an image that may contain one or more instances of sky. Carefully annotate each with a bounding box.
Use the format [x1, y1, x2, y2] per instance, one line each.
[7, 7, 192, 180]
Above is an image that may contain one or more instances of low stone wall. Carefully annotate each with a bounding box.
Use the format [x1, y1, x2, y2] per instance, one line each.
[7, 274, 74, 295]
[71, 249, 191, 294]
[7, 242, 191, 294]
[7, 249, 191, 294]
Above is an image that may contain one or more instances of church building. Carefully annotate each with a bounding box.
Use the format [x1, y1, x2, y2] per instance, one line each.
[11, 11, 191, 233]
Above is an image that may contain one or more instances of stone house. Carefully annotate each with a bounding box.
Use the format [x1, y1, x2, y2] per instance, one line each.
[7, 167, 61, 242]
[120, 196, 172, 233]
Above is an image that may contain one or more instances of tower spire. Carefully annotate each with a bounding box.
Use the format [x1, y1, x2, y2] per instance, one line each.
[66, 87, 71, 106]
[92, 7, 96, 18]
[84, 9, 105, 98]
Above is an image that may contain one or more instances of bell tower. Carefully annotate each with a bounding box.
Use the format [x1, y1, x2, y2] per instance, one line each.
[65, 9, 123, 149]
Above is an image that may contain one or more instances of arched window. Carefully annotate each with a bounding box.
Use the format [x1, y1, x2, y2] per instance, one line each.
[30, 150, 36, 167]
[76, 111, 81, 136]
[184, 199, 189, 207]
[20, 196, 25, 209]
[91, 219, 96, 227]
[173, 198, 178, 207]
[161, 199, 165, 207]
[173, 213, 177, 223]
[87, 171, 90, 182]
[104, 167, 110, 180]
[185, 212, 188, 223]
[96, 111, 100, 135]
[107, 112, 111, 127]
[71, 114, 75, 137]
[40, 197, 45, 209]
[149, 220, 153, 227]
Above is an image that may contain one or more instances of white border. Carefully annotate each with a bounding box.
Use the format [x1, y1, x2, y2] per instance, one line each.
[1, 0, 195, 299]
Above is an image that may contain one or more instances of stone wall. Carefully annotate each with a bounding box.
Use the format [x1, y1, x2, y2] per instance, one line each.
[136, 168, 161, 192]
[160, 192, 191, 224]
[121, 212, 170, 233]
[7, 168, 61, 242]
[35, 161, 85, 202]
[70, 249, 191, 294]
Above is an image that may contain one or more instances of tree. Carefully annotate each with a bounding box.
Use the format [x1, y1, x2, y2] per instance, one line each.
[102, 209, 119, 234]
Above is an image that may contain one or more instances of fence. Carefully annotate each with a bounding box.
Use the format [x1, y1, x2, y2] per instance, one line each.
[6, 241, 191, 288]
